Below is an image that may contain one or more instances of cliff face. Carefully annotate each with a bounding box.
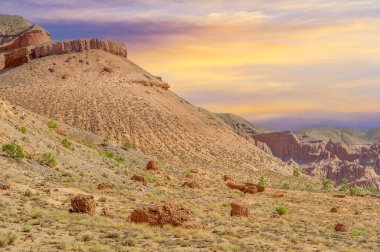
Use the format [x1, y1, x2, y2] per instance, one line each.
[0, 15, 128, 71]
[2, 39, 127, 70]
[0, 25, 51, 53]
[252, 131, 380, 189]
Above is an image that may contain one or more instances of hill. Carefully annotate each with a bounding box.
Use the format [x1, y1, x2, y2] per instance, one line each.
[214, 113, 271, 136]
[0, 49, 291, 179]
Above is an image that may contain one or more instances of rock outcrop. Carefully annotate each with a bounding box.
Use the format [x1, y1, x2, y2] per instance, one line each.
[1, 38, 127, 70]
[252, 131, 380, 189]
[130, 202, 195, 228]
[0, 25, 51, 53]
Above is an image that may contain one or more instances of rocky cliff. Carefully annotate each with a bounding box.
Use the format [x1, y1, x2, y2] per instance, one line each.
[2, 39, 128, 69]
[0, 25, 51, 53]
[0, 15, 127, 71]
[252, 131, 380, 189]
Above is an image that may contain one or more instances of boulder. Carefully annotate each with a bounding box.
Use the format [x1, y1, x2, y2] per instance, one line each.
[71, 194, 96, 214]
[330, 207, 338, 213]
[231, 203, 250, 217]
[130, 202, 192, 227]
[226, 182, 265, 194]
[335, 223, 350, 232]
[146, 160, 158, 171]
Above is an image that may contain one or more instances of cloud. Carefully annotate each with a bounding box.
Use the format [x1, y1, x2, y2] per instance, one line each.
[2, 0, 380, 129]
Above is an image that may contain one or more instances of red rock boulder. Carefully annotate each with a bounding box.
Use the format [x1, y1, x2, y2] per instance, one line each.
[231, 203, 250, 217]
[335, 223, 350, 232]
[130, 202, 192, 227]
[71, 194, 96, 214]
[146, 160, 158, 171]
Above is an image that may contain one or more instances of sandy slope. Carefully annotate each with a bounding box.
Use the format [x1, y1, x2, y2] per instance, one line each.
[0, 50, 289, 177]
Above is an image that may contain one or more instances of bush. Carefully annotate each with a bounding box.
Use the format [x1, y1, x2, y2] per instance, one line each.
[47, 120, 58, 129]
[340, 178, 349, 191]
[0, 232, 18, 248]
[275, 207, 288, 216]
[281, 181, 291, 190]
[61, 138, 72, 149]
[39, 153, 57, 167]
[2, 144, 25, 158]
[322, 178, 332, 190]
[349, 187, 359, 196]
[293, 168, 301, 177]
[258, 177, 267, 187]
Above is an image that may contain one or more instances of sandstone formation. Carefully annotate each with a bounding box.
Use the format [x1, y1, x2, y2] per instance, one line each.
[0, 25, 51, 54]
[130, 202, 193, 228]
[71, 194, 96, 214]
[1, 38, 128, 70]
[251, 131, 380, 189]
[231, 203, 250, 217]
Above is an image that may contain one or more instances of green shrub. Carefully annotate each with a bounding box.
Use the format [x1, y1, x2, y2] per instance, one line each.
[275, 207, 288, 216]
[0, 232, 18, 248]
[340, 178, 349, 191]
[293, 168, 301, 177]
[114, 156, 125, 164]
[349, 186, 359, 196]
[47, 120, 58, 129]
[39, 153, 57, 167]
[258, 177, 267, 187]
[322, 178, 332, 190]
[281, 181, 291, 190]
[61, 138, 72, 149]
[351, 231, 364, 237]
[2, 144, 25, 158]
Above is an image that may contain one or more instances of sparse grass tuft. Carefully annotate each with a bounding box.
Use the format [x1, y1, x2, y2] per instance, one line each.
[39, 153, 58, 167]
[47, 120, 58, 129]
[61, 138, 73, 149]
[275, 207, 288, 216]
[0, 232, 18, 248]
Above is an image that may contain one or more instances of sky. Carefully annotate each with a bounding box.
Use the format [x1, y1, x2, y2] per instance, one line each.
[2, 0, 380, 130]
